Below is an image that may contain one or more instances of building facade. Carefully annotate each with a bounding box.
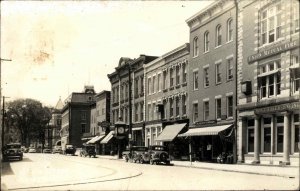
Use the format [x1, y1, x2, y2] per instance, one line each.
[181, 0, 237, 163]
[47, 97, 63, 148]
[144, 43, 190, 160]
[237, 0, 299, 165]
[60, 86, 96, 152]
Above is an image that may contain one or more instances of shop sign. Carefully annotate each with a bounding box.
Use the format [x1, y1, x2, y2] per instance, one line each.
[98, 121, 110, 128]
[195, 120, 217, 127]
[248, 40, 299, 63]
[255, 102, 300, 114]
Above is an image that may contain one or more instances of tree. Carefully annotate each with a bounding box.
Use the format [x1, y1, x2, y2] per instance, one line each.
[4, 98, 52, 147]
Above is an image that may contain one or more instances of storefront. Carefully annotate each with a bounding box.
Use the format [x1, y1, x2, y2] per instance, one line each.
[100, 131, 118, 155]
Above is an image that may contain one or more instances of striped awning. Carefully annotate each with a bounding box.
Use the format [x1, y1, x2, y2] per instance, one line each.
[155, 123, 187, 142]
[178, 124, 233, 137]
[100, 131, 115, 144]
[87, 135, 105, 144]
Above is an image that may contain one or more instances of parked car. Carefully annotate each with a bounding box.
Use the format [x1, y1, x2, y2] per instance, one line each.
[141, 145, 171, 165]
[80, 144, 96, 158]
[65, 145, 76, 155]
[122, 146, 148, 163]
[43, 148, 52, 153]
[28, 148, 37, 153]
[2, 143, 23, 161]
[52, 146, 62, 154]
[21, 146, 29, 153]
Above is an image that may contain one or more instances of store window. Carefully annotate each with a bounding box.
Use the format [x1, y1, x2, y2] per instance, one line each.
[215, 98, 222, 120]
[204, 31, 209, 52]
[260, 2, 282, 45]
[263, 117, 272, 153]
[193, 70, 199, 90]
[258, 60, 281, 99]
[204, 101, 209, 121]
[204, 67, 209, 87]
[276, 116, 284, 153]
[247, 119, 255, 153]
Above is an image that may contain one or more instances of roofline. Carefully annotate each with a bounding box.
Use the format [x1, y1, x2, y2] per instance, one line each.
[185, 1, 218, 24]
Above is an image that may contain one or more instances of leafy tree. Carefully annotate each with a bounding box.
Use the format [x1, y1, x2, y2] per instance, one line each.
[4, 98, 52, 147]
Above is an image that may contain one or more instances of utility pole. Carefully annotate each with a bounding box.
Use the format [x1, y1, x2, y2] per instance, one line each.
[128, 64, 132, 148]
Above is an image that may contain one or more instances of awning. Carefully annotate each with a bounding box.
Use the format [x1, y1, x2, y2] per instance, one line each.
[155, 123, 187, 142]
[100, 131, 115, 144]
[178, 124, 233, 137]
[132, 127, 143, 131]
[86, 135, 105, 144]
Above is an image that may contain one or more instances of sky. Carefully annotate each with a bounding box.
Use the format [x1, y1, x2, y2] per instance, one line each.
[1, 0, 212, 107]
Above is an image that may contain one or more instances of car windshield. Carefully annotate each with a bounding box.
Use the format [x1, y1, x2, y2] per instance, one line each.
[134, 147, 148, 151]
[152, 146, 167, 151]
[6, 144, 21, 149]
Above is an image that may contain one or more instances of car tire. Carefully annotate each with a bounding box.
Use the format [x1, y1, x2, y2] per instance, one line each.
[140, 158, 144, 164]
[150, 158, 154, 165]
[125, 157, 129, 162]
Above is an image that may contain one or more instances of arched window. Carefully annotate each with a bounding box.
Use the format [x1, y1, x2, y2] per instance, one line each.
[204, 31, 209, 52]
[216, 25, 222, 46]
[227, 18, 233, 42]
[193, 37, 199, 57]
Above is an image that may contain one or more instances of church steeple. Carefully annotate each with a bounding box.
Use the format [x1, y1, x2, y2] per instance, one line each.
[55, 96, 64, 110]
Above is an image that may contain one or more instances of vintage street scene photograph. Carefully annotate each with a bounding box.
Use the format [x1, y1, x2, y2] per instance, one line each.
[1, 0, 299, 190]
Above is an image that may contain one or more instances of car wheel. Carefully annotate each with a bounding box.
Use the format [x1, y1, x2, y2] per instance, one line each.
[140, 158, 144, 164]
[125, 157, 129, 162]
[150, 158, 154, 165]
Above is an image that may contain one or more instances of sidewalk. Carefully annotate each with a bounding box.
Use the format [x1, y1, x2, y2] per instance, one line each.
[96, 155, 299, 178]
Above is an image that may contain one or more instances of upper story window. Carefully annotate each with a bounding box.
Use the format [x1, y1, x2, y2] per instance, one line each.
[260, 2, 282, 45]
[182, 94, 187, 116]
[203, 101, 209, 121]
[148, 104, 152, 121]
[258, 60, 281, 99]
[135, 104, 139, 122]
[121, 85, 124, 100]
[193, 37, 199, 57]
[227, 58, 234, 81]
[140, 103, 144, 121]
[193, 70, 199, 90]
[170, 68, 174, 87]
[227, 18, 233, 42]
[291, 1, 299, 34]
[116, 87, 119, 102]
[204, 67, 210, 88]
[81, 111, 86, 120]
[153, 76, 156, 94]
[215, 62, 222, 84]
[157, 73, 161, 92]
[170, 98, 174, 118]
[134, 78, 139, 96]
[175, 97, 180, 116]
[204, 31, 209, 52]
[163, 70, 167, 90]
[215, 98, 222, 120]
[227, 96, 233, 118]
[125, 83, 128, 99]
[176, 65, 180, 85]
[216, 25, 222, 47]
[182, 63, 187, 83]
[193, 103, 198, 122]
[148, 78, 151, 95]
[140, 76, 144, 95]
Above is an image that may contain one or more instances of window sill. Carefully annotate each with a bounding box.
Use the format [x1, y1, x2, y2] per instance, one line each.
[226, 117, 234, 120]
[216, 82, 222, 86]
[169, 87, 175, 91]
[215, 45, 222, 49]
[182, 82, 187, 87]
[203, 50, 210, 54]
[193, 55, 199, 59]
[226, 40, 233, 44]
[204, 86, 209, 89]
[193, 88, 199, 91]
[226, 78, 233, 82]
[163, 89, 168, 93]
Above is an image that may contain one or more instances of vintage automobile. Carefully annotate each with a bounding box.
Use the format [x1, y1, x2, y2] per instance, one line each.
[65, 145, 76, 155]
[122, 146, 148, 163]
[80, 144, 96, 158]
[52, 146, 62, 154]
[28, 147, 37, 153]
[43, 148, 52, 153]
[2, 143, 23, 161]
[140, 145, 171, 165]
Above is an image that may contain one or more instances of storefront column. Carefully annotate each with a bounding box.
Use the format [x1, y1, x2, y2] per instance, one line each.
[283, 111, 290, 165]
[237, 118, 244, 163]
[253, 115, 260, 164]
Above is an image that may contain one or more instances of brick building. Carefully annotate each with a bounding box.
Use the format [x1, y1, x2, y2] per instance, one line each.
[144, 43, 190, 160]
[179, 0, 237, 163]
[237, 0, 299, 165]
[47, 97, 63, 148]
[60, 86, 96, 152]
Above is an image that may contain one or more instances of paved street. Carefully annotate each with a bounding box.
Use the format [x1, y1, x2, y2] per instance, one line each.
[1, 153, 299, 190]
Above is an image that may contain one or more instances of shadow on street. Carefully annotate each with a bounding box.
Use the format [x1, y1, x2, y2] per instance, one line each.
[1, 162, 14, 176]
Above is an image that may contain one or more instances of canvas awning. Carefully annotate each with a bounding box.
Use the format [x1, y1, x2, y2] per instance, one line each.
[87, 135, 105, 144]
[178, 124, 233, 137]
[100, 131, 115, 144]
[155, 123, 187, 142]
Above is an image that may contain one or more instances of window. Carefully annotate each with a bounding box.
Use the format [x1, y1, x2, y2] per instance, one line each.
[152, 103, 156, 120]
[135, 78, 139, 96]
[291, 1, 299, 33]
[291, 68, 300, 95]
[182, 94, 187, 116]
[135, 104, 139, 122]
[81, 111, 86, 120]
[215, 62, 222, 84]
[116, 87, 119, 102]
[81, 123, 86, 133]
[163, 70, 167, 89]
[175, 97, 179, 116]
[182, 63, 187, 83]
[260, 2, 282, 45]
[176, 65, 180, 85]
[227, 18, 233, 42]
[204, 101, 209, 121]
[170, 98, 174, 118]
[140, 103, 144, 121]
[153, 76, 156, 94]
[170, 68, 174, 87]
[193, 70, 199, 90]
[227, 58, 233, 81]
[163, 100, 167, 119]
[204, 31, 209, 52]
[193, 37, 199, 57]
[215, 98, 221, 120]
[247, 119, 255, 153]
[258, 60, 281, 99]
[125, 84, 128, 100]
[216, 25, 222, 47]
[294, 113, 300, 152]
[193, 103, 198, 122]
[140, 76, 144, 96]
[158, 73, 161, 92]
[227, 96, 233, 118]
[148, 104, 152, 121]
[204, 67, 209, 87]
[263, 117, 271, 153]
[276, 116, 284, 153]
[148, 78, 151, 95]
[121, 85, 124, 101]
